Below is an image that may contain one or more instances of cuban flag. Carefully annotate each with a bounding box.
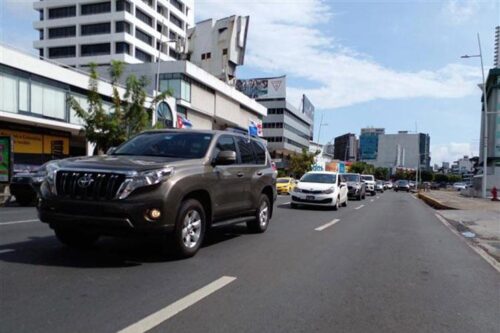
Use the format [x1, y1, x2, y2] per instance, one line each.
[177, 115, 193, 128]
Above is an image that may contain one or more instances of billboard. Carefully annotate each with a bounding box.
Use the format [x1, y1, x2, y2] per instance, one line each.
[236, 76, 286, 99]
[0, 136, 13, 183]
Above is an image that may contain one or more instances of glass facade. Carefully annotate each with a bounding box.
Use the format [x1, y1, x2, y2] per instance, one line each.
[359, 133, 378, 160]
[159, 73, 191, 102]
[0, 66, 112, 126]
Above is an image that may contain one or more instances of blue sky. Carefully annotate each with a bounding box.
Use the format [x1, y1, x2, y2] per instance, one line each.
[1, 0, 499, 165]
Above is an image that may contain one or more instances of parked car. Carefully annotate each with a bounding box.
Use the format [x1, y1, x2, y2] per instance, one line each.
[409, 181, 416, 190]
[276, 177, 296, 195]
[384, 181, 393, 189]
[361, 174, 376, 196]
[375, 180, 385, 193]
[37, 130, 277, 258]
[342, 173, 366, 200]
[9, 162, 52, 206]
[291, 171, 348, 210]
[453, 182, 468, 191]
[394, 180, 410, 192]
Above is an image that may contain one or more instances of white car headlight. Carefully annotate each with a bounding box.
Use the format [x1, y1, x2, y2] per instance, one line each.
[116, 167, 174, 199]
[293, 187, 302, 193]
[322, 187, 335, 194]
[44, 161, 61, 194]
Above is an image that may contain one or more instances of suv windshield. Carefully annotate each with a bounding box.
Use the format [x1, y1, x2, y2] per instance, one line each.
[114, 132, 213, 159]
[361, 175, 374, 181]
[343, 174, 360, 182]
[301, 173, 336, 184]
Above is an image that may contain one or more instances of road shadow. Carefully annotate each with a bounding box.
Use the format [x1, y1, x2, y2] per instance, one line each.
[0, 224, 248, 268]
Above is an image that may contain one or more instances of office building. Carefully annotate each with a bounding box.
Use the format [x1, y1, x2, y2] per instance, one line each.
[236, 76, 314, 167]
[333, 133, 357, 162]
[494, 26, 499, 68]
[359, 127, 385, 161]
[186, 15, 249, 84]
[109, 60, 266, 131]
[375, 131, 430, 171]
[33, 0, 194, 68]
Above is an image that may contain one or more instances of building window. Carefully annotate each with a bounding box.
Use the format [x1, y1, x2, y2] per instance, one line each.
[170, 0, 184, 13]
[48, 26, 76, 39]
[48, 46, 76, 59]
[39, 49, 44, 58]
[0, 74, 17, 113]
[142, 0, 153, 7]
[135, 28, 153, 46]
[115, 21, 131, 34]
[169, 13, 183, 29]
[38, 29, 44, 40]
[31, 83, 66, 120]
[116, 0, 131, 13]
[135, 48, 152, 62]
[222, 48, 228, 56]
[39, 9, 44, 20]
[237, 137, 256, 164]
[157, 4, 167, 17]
[81, 22, 111, 36]
[81, 2, 111, 15]
[169, 48, 180, 60]
[48, 6, 76, 19]
[18, 80, 29, 112]
[136, 8, 153, 26]
[169, 31, 177, 40]
[115, 42, 130, 55]
[81, 43, 111, 57]
[159, 73, 191, 102]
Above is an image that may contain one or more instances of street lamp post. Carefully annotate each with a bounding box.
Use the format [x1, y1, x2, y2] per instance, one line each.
[461, 33, 488, 198]
[316, 111, 328, 147]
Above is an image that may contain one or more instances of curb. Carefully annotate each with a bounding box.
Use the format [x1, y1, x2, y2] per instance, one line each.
[417, 192, 455, 210]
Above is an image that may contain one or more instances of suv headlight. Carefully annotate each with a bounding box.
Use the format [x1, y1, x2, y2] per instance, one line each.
[44, 161, 61, 194]
[322, 187, 335, 194]
[116, 167, 174, 199]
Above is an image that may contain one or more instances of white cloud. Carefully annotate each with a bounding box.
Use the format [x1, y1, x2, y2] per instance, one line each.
[431, 142, 478, 165]
[197, 0, 481, 109]
[441, 0, 480, 25]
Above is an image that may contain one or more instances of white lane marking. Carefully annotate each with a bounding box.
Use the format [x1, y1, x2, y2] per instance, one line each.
[355, 205, 364, 210]
[117, 276, 237, 333]
[315, 219, 340, 231]
[0, 219, 38, 226]
[376, 196, 380, 199]
[435, 214, 500, 273]
[411, 195, 418, 200]
[370, 199, 374, 202]
[0, 249, 14, 254]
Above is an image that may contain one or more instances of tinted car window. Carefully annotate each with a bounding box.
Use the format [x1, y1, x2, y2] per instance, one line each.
[251, 140, 266, 165]
[215, 135, 237, 154]
[301, 173, 336, 183]
[343, 174, 360, 182]
[237, 137, 256, 164]
[114, 132, 213, 158]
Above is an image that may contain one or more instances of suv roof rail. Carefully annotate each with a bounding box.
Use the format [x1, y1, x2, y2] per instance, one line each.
[224, 127, 260, 138]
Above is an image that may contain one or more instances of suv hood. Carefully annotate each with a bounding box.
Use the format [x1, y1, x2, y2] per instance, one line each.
[54, 155, 201, 172]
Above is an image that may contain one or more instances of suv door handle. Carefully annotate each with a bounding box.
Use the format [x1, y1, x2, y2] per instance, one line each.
[237, 172, 244, 178]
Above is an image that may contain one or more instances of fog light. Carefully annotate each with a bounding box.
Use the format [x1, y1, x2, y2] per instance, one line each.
[147, 209, 162, 220]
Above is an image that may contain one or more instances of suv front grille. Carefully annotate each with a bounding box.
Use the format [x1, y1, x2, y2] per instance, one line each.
[55, 171, 126, 200]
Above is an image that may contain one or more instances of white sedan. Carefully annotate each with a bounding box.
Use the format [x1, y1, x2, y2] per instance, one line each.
[291, 171, 348, 210]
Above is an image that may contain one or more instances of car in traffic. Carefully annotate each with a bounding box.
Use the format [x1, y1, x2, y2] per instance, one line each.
[375, 180, 385, 193]
[291, 171, 348, 210]
[384, 181, 393, 189]
[361, 174, 376, 196]
[394, 180, 410, 192]
[37, 130, 277, 258]
[9, 162, 52, 206]
[342, 173, 366, 200]
[452, 182, 468, 191]
[276, 177, 296, 195]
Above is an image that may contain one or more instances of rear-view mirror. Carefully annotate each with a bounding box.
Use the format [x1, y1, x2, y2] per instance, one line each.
[214, 150, 236, 165]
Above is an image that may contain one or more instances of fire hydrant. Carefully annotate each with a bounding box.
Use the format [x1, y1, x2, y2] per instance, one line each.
[492, 187, 499, 201]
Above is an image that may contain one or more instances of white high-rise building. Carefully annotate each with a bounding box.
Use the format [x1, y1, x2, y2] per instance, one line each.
[33, 0, 194, 68]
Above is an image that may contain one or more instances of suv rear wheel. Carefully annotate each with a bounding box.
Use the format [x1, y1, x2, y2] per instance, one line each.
[54, 228, 99, 248]
[169, 199, 206, 258]
[247, 194, 270, 233]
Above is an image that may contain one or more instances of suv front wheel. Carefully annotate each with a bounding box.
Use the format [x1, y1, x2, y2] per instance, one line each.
[169, 199, 206, 258]
[247, 194, 270, 233]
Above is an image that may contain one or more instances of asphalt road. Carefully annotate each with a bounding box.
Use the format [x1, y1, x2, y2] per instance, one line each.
[0, 192, 499, 333]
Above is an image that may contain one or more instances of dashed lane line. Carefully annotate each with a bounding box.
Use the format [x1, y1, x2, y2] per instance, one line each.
[314, 219, 340, 231]
[117, 276, 237, 333]
[355, 205, 364, 210]
[0, 219, 39, 226]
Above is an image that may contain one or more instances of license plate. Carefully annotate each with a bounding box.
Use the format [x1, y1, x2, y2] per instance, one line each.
[306, 195, 315, 200]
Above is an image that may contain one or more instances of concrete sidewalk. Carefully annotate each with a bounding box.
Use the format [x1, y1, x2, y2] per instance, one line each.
[420, 190, 500, 262]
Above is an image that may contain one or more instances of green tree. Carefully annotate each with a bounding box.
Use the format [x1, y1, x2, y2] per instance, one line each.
[349, 161, 376, 175]
[374, 167, 389, 180]
[69, 61, 170, 154]
[289, 148, 316, 178]
[420, 170, 434, 182]
[434, 173, 448, 183]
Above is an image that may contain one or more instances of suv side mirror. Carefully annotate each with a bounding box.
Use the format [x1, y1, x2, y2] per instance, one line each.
[214, 150, 236, 165]
[107, 147, 117, 155]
